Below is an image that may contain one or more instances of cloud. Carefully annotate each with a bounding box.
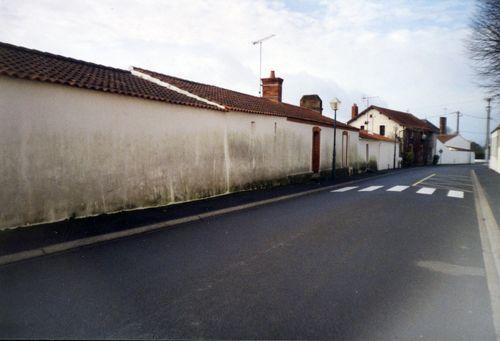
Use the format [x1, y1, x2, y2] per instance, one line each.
[0, 0, 493, 142]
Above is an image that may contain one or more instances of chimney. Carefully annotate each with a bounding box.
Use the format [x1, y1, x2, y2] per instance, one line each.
[351, 103, 359, 119]
[439, 116, 447, 134]
[261, 70, 283, 103]
[300, 94, 323, 114]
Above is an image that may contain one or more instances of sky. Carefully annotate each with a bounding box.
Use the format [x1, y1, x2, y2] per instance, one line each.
[1, 0, 498, 144]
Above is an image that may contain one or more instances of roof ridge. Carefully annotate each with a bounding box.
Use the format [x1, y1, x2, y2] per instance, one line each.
[133, 66, 263, 99]
[133, 66, 327, 118]
[0, 41, 129, 74]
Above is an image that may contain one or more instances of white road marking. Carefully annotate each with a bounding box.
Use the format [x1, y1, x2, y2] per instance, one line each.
[416, 260, 484, 277]
[412, 173, 436, 186]
[447, 190, 464, 198]
[416, 187, 436, 195]
[331, 186, 358, 192]
[387, 185, 409, 192]
[359, 186, 384, 192]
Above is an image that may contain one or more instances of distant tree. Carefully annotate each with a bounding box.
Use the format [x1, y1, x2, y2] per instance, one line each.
[468, 0, 500, 97]
[471, 141, 485, 159]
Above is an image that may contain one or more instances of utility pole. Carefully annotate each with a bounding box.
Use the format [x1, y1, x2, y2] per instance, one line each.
[485, 97, 492, 160]
[252, 34, 276, 95]
[455, 111, 462, 133]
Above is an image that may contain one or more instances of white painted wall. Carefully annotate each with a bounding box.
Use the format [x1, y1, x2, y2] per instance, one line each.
[349, 108, 402, 138]
[0, 76, 360, 229]
[436, 139, 474, 164]
[444, 135, 471, 150]
[358, 138, 400, 170]
[490, 129, 500, 173]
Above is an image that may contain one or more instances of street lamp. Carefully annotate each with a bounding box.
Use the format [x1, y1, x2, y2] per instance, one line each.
[393, 127, 404, 169]
[330, 98, 341, 179]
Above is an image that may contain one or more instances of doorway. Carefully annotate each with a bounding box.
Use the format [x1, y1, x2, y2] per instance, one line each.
[312, 127, 321, 173]
[341, 131, 348, 167]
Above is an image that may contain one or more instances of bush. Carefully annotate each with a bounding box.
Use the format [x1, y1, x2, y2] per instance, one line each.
[335, 167, 350, 177]
[432, 154, 440, 165]
[402, 151, 414, 167]
[352, 161, 367, 174]
[367, 159, 378, 172]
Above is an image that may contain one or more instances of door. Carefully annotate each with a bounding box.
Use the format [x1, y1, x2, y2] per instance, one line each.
[312, 127, 321, 173]
[342, 131, 348, 167]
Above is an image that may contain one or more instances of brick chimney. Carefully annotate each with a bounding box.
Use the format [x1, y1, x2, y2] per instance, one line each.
[300, 94, 323, 114]
[261, 70, 283, 103]
[439, 116, 447, 134]
[351, 103, 359, 119]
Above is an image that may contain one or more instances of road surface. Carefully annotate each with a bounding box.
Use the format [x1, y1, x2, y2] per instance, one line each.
[0, 165, 496, 339]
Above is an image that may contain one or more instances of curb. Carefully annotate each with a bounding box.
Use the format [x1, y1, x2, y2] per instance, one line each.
[471, 170, 500, 338]
[0, 170, 400, 266]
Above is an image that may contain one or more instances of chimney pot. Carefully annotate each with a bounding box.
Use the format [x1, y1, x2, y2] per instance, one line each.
[351, 103, 359, 119]
[439, 117, 447, 135]
[300, 95, 323, 114]
[261, 70, 283, 103]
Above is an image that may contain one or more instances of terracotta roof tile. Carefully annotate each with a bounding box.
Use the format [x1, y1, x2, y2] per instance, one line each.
[447, 146, 472, 152]
[437, 134, 457, 143]
[421, 119, 440, 133]
[349, 105, 430, 130]
[133, 67, 357, 130]
[359, 130, 395, 142]
[0, 42, 223, 111]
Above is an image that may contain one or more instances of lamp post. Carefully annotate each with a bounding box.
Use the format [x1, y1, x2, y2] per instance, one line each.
[393, 127, 403, 169]
[330, 98, 341, 179]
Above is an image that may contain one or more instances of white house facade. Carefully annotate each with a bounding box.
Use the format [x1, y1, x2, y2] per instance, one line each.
[0, 42, 361, 230]
[436, 135, 475, 164]
[348, 104, 437, 166]
[490, 125, 500, 173]
[358, 130, 400, 170]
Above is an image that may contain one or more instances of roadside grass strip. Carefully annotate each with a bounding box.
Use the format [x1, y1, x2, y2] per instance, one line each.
[447, 190, 464, 198]
[416, 187, 436, 195]
[359, 186, 384, 192]
[387, 185, 409, 192]
[331, 186, 358, 192]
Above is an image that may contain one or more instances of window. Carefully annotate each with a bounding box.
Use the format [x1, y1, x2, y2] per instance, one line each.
[360, 125, 364, 130]
[379, 125, 385, 136]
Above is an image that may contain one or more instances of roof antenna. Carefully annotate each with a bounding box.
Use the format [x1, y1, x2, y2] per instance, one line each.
[362, 95, 378, 108]
[252, 34, 276, 96]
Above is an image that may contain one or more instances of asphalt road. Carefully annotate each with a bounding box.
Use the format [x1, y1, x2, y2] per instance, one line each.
[0, 165, 496, 340]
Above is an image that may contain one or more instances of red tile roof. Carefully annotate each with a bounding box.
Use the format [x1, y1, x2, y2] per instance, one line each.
[0, 42, 223, 111]
[447, 146, 472, 152]
[0, 41, 358, 130]
[359, 130, 395, 142]
[421, 119, 440, 133]
[133, 67, 358, 130]
[348, 105, 431, 130]
[437, 134, 457, 143]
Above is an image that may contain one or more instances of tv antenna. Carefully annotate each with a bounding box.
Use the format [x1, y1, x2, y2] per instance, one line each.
[362, 95, 378, 108]
[252, 34, 276, 95]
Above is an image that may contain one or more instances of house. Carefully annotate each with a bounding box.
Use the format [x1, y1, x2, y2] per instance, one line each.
[489, 124, 500, 173]
[348, 104, 437, 166]
[358, 130, 400, 170]
[0, 41, 360, 230]
[436, 117, 475, 164]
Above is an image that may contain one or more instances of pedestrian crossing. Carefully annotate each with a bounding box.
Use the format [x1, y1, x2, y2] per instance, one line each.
[331, 184, 465, 198]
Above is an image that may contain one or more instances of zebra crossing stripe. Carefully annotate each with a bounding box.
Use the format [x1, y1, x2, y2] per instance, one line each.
[447, 190, 464, 198]
[359, 186, 384, 192]
[387, 185, 409, 192]
[417, 187, 436, 195]
[331, 186, 358, 192]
